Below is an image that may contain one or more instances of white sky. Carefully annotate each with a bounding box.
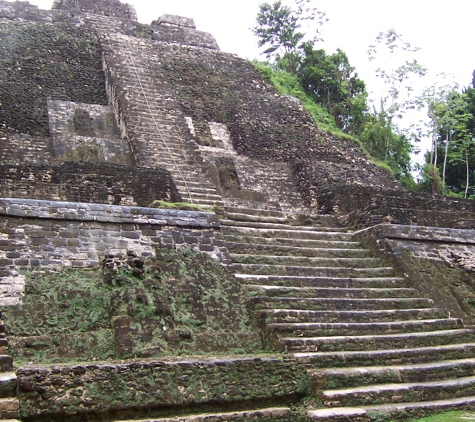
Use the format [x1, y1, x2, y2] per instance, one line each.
[23, 0, 475, 160]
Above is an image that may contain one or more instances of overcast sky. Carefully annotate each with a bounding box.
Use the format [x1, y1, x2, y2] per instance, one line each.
[24, 0, 475, 159]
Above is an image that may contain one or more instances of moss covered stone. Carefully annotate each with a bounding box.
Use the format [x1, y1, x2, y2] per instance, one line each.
[3, 247, 261, 363]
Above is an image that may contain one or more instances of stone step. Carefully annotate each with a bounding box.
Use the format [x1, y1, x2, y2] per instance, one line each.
[159, 161, 204, 171]
[244, 285, 418, 299]
[0, 356, 13, 372]
[0, 338, 8, 354]
[364, 395, 475, 421]
[0, 372, 17, 398]
[295, 343, 475, 368]
[279, 329, 475, 353]
[320, 375, 475, 407]
[116, 407, 293, 421]
[307, 407, 369, 422]
[221, 220, 348, 233]
[236, 264, 395, 278]
[175, 181, 217, 191]
[222, 226, 353, 241]
[267, 318, 463, 338]
[225, 212, 289, 224]
[188, 198, 224, 207]
[236, 275, 409, 289]
[0, 397, 19, 419]
[221, 210, 341, 229]
[249, 297, 434, 312]
[180, 186, 220, 194]
[224, 207, 286, 217]
[227, 243, 372, 258]
[126, 134, 189, 150]
[231, 254, 383, 269]
[223, 235, 361, 250]
[165, 168, 209, 179]
[255, 308, 448, 324]
[188, 192, 222, 201]
[310, 358, 475, 390]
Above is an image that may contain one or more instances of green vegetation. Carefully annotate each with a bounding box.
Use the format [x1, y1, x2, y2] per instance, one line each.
[420, 72, 475, 197]
[252, 3, 417, 188]
[252, 61, 340, 133]
[3, 247, 258, 364]
[253, 4, 475, 193]
[406, 411, 475, 421]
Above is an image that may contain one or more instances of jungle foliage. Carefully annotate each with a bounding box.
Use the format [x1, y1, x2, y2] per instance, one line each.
[253, 1, 475, 194]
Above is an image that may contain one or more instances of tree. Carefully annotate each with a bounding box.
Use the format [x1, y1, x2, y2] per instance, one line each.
[298, 43, 367, 134]
[368, 28, 427, 161]
[359, 107, 414, 187]
[447, 101, 474, 198]
[422, 76, 475, 197]
[253, 0, 327, 74]
[436, 90, 467, 188]
[415, 78, 459, 171]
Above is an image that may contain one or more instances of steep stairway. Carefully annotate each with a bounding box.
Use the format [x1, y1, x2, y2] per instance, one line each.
[222, 207, 475, 421]
[0, 313, 18, 421]
[101, 34, 224, 209]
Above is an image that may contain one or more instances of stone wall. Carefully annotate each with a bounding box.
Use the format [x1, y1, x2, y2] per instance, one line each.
[194, 121, 305, 213]
[319, 185, 475, 229]
[151, 16, 220, 50]
[16, 357, 307, 420]
[354, 224, 475, 324]
[0, 0, 52, 22]
[0, 198, 225, 269]
[0, 198, 229, 307]
[47, 99, 131, 164]
[52, 0, 137, 20]
[0, 162, 180, 206]
[0, 17, 107, 137]
[0, 133, 53, 163]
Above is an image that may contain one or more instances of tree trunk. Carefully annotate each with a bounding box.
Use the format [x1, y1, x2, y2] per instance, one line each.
[465, 150, 470, 199]
[442, 130, 449, 189]
[385, 117, 391, 162]
[430, 115, 437, 166]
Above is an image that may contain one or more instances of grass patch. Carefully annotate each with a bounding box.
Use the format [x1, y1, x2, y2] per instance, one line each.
[252, 61, 341, 135]
[406, 411, 475, 421]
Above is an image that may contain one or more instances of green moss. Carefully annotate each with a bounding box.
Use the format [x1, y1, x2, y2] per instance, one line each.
[4, 247, 259, 363]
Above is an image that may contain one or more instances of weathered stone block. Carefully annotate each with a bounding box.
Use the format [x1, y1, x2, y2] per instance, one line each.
[17, 357, 307, 419]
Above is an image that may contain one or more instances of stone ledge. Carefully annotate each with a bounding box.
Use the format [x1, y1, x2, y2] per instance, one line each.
[17, 356, 307, 419]
[354, 224, 475, 246]
[0, 198, 220, 229]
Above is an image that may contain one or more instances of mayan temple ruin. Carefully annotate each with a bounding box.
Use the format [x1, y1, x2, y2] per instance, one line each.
[1, 0, 475, 420]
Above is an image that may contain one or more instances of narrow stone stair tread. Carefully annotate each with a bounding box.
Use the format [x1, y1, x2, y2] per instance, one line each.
[295, 343, 475, 367]
[311, 358, 475, 389]
[115, 407, 293, 421]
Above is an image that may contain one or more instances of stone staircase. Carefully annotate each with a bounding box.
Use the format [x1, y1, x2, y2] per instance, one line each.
[222, 207, 475, 421]
[0, 313, 18, 421]
[101, 34, 224, 209]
